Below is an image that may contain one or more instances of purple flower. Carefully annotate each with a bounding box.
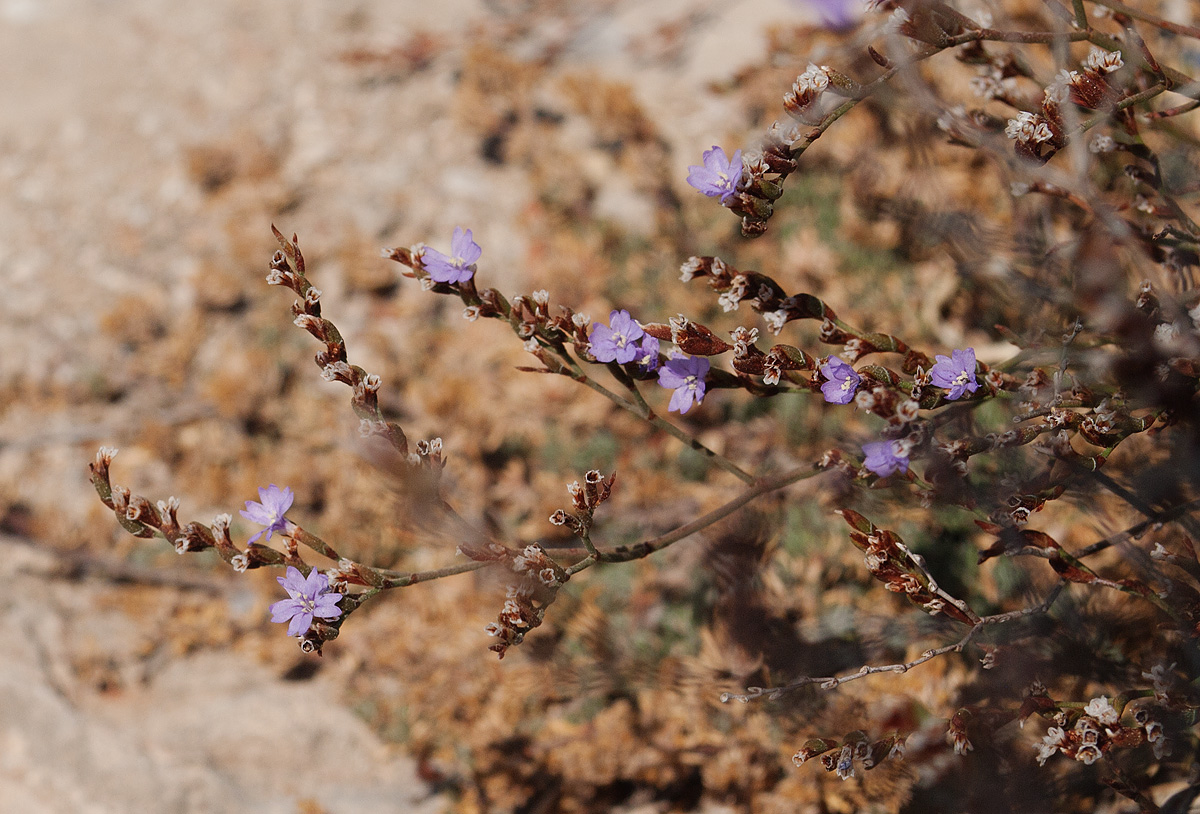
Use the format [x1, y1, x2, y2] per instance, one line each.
[820, 356, 861, 404]
[929, 348, 979, 401]
[269, 566, 343, 637]
[788, 0, 859, 30]
[239, 484, 294, 544]
[686, 146, 743, 204]
[589, 309, 646, 364]
[634, 334, 661, 372]
[862, 440, 910, 477]
[658, 354, 710, 414]
[422, 226, 481, 285]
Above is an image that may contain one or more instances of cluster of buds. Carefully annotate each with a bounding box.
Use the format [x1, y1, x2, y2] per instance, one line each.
[729, 326, 816, 387]
[1057, 47, 1125, 109]
[680, 256, 929, 376]
[271, 229, 412, 458]
[782, 63, 836, 125]
[792, 731, 906, 780]
[548, 470, 615, 538]
[389, 241, 601, 367]
[730, 57, 868, 236]
[484, 582, 547, 659]
[1034, 696, 1153, 766]
[461, 539, 570, 659]
[1004, 48, 1125, 162]
[947, 708, 974, 755]
[406, 437, 446, 470]
[90, 447, 247, 567]
[839, 510, 976, 625]
[641, 314, 732, 357]
[679, 256, 790, 317]
[506, 289, 587, 348]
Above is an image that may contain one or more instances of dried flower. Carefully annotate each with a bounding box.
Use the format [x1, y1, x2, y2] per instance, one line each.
[1005, 111, 1053, 144]
[1036, 727, 1066, 766]
[1083, 696, 1119, 727]
[820, 356, 861, 404]
[658, 354, 710, 414]
[929, 348, 979, 400]
[269, 565, 343, 637]
[423, 226, 481, 284]
[863, 439, 910, 477]
[589, 309, 646, 364]
[796, 63, 832, 94]
[686, 146, 743, 204]
[240, 484, 294, 544]
[1085, 47, 1123, 74]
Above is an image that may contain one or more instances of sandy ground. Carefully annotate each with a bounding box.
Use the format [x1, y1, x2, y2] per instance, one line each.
[0, 1, 824, 811]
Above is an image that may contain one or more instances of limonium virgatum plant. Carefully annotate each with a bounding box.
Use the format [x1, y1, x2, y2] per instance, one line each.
[91, 0, 1200, 808]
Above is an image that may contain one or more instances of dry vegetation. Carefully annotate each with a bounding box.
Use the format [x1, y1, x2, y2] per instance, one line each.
[8, 0, 1200, 812]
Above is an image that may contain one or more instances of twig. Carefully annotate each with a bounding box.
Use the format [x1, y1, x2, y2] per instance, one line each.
[722, 585, 1064, 702]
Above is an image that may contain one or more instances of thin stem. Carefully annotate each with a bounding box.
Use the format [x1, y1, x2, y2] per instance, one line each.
[562, 355, 755, 484]
[1086, 0, 1200, 40]
[1072, 497, 1200, 559]
[379, 559, 490, 589]
[1071, 0, 1088, 30]
[723, 584, 1064, 702]
[595, 464, 822, 565]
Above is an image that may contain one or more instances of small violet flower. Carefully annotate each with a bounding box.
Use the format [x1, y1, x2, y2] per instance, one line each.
[686, 146, 743, 204]
[820, 356, 860, 405]
[269, 565, 343, 638]
[589, 309, 645, 364]
[862, 440, 909, 478]
[240, 484, 294, 544]
[658, 354, 710, 414]
[634, 334, 661, 372]
[788, 0, 860, 31]
[929, 347, 979, 401]
[422, 226, 482, 285]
